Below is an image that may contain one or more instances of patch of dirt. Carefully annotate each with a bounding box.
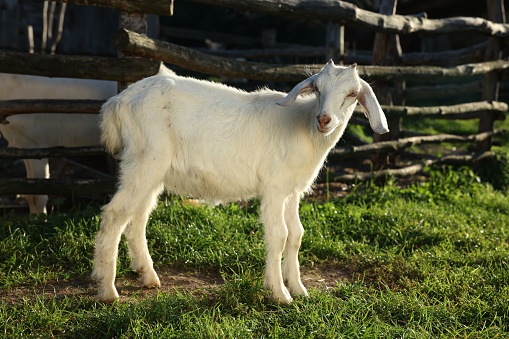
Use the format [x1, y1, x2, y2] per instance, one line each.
[1, 264, 349, 305]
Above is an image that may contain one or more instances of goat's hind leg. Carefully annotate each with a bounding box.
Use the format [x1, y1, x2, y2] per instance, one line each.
[92, 199, 131, 303]
[92, 161, 165, 302]
[123, 186, 163, 289]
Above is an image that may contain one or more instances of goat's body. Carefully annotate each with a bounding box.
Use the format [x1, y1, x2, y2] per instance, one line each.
[101, 74, 342, 203]
[0, 73, 117, 213]
[92, 63, 387, 304]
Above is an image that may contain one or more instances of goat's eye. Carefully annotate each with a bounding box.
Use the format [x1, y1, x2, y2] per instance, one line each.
[347, 91, 357, 98]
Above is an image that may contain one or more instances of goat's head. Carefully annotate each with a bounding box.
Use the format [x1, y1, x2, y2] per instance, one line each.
[277, 60, 389, 135]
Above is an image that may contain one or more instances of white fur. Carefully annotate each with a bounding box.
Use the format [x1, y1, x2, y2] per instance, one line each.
[0, 73, 117, 214]
[92, 61, 388, 304]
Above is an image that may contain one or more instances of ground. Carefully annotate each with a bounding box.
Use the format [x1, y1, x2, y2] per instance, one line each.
[1, 264, 349, 305]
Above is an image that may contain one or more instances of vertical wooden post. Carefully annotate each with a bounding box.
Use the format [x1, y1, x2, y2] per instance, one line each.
[371, 0, 403, 169]
[117, 11, 148, 92]
[477, 0, 505, 152]
[325, 23, 344, 64]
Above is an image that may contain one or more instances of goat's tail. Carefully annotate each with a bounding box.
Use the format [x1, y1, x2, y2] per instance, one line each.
[99, 97, 124, 156]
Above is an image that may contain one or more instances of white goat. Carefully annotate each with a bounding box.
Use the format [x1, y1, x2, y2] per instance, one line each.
[0, 73, 117, 214]
[92, 61, 389, 304]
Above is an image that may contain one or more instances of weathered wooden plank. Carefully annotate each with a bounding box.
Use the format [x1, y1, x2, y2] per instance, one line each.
[329, 130, 505, 160]
[60, 0, 174, 16]
[116, 29, 509, 81]
[328, 151, 494, 183]
[0, 178, 115, 195]
[182, 0, 509, 37]
[0, 146, 106, 159]
[0, 50, 160, 81]
[369, 101, 509, 119]
[0, 99, 103, 116]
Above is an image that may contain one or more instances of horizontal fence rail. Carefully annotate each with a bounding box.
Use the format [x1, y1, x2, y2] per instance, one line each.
[58, 0, 509, 37]
[0, 146, 106, 159]
[330, 130, 506, 160]
[0, 50, 160, 81]
[327, 151, 495, 183]
[0, 99, 104, 119]
[0, 178, 116, 195]
[115, 29, 509, 81]
[182, 0, 509, 37]
[60, 0, 174, 16]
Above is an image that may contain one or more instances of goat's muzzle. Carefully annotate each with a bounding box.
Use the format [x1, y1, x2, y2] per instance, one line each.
[317, 114, 332, 133]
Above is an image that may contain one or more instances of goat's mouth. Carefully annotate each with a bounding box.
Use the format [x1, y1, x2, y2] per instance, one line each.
[317, 121, 339, 135]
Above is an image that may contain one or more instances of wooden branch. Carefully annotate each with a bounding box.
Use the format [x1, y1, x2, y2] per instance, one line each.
[357, 60, 509, 81]
[59, 0, 174, 16]
[182, 0, 509, 37]
[0, 178, 115, 195]
[116, 29, 312, 81]
[0, 146, 106, 159]
[0, 99, 103, 117]
[0, 50, 160, 81]
[116, 29, 509, 81]
[330, 151, 494, 183]
[372, 101, 508, 119]
[2, 34, 507, 83]
[329, 130, 506, 160]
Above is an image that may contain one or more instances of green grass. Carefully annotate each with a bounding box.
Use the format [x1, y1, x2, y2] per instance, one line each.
[1, 167, 509, 338]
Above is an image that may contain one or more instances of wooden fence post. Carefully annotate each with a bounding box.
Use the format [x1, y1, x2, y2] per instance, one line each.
[477, 0, 506, 152]
[325, 23, 344, 64]
[371, 0, 403, 169]
[117, 11, 148, 92]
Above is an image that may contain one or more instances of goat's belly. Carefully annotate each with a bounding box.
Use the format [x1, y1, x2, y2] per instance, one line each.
[163, 167, 257, 203]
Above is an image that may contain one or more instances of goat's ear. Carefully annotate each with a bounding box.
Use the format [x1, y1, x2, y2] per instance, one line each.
[277, 75, 317, 106]
[357, 79, 390, 134]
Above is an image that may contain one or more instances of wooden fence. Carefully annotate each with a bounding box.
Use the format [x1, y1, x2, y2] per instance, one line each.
[0, 0, 508, 199]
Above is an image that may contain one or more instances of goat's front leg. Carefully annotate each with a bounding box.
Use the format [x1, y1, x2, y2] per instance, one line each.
[261, 194, 292, 304]
[282, 193, 308, 297]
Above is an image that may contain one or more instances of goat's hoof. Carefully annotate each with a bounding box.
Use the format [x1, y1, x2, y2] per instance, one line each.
[97, 286, 119, 303]
[289, 283, 308, 297]
[141, 271, 161, 289]
[270, 288, 293, 305]
[274, 293, 293, 305]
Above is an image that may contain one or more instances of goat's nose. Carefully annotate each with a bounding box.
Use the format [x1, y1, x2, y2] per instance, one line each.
[317, 114, 332, 130]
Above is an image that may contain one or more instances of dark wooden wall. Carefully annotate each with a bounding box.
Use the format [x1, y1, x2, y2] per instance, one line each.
[0, 0, 159, 56]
